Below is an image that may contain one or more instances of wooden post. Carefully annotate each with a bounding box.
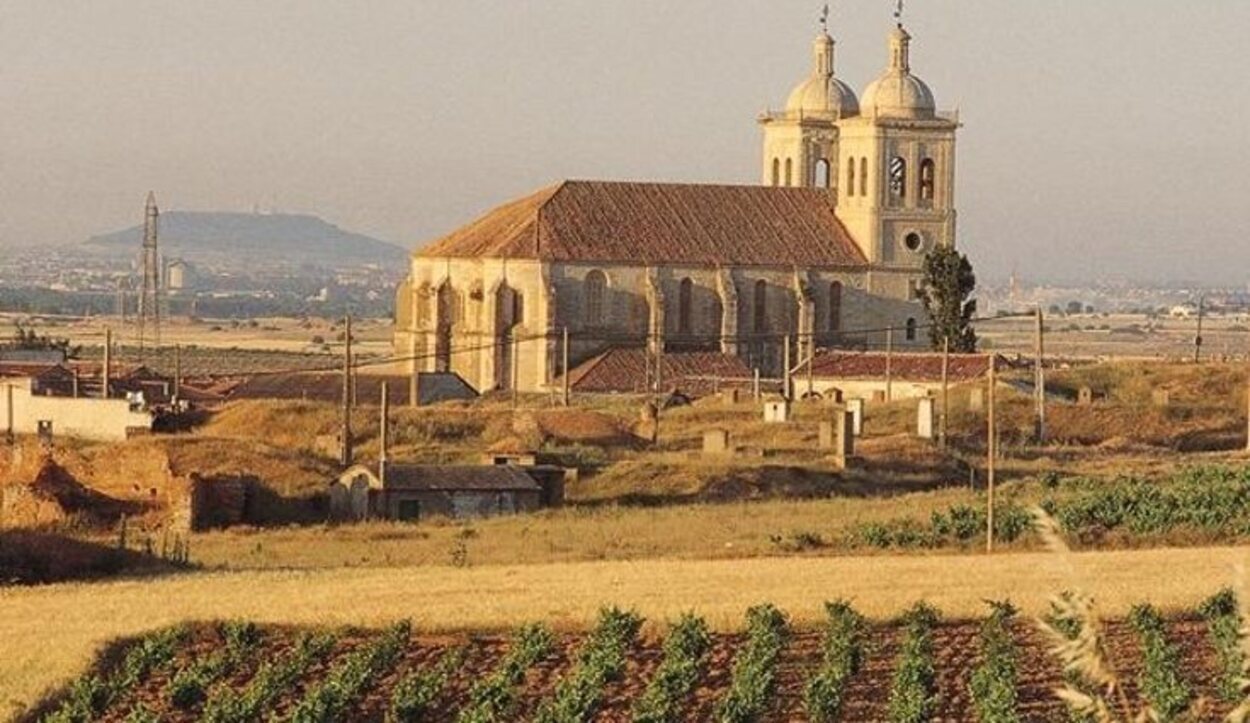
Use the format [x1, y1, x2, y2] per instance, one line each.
[885, 326, 894, 402]
[72, 369, 80, 399]
[1035, 306, 1046, 443]
[379, 380, 389, 484]
[806, 333, 815, 399]
[1245, 372, 1250, 453]
[939, 336, 949, 449]
[753, 368, 761, 401]
[1194, 296, 1205, 364]
[561, 327, 570, 407]
[341, 315, 353, 467]
[986, 354, 997, 553]
[655, 336, 664, 395]
[103, 328, 112, 399]
[783, 334, 792, 400]
[173, 343, 182, 401]
[511, 333, 520, 409]
[409, 363, 418, 409]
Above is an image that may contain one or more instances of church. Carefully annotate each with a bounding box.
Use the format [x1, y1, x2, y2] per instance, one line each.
[393, 15, 960, 394]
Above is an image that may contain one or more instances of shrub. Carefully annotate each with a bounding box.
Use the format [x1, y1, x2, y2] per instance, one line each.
[288, 621, 411, 723]
[456, 623, 554, 723]
[803, 600, 865, 723]
[968, 601, 1019, 723]
[388, 647, 466, 722]
[716, 603, 789, 723]
[887, 603, 940, 723]
[44, 625, 187, 723]
[201, 632, 337, 723]
[1198, 588, 1244, 703]
[534, 607, 643, 723]
[168, 621, 262, 709]
[632, 613, 711, 723]
[1127, 604, 1191, 721]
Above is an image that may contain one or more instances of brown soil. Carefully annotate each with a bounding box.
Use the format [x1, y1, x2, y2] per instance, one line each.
[28, 614, 1239, 723]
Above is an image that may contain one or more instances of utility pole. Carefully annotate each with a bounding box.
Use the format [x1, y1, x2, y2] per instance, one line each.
[986, 354, 997, 553]
[939, 336, 949, 449]
[783, 334, 792, 400]
[379, 381, 389, 485]
[1194, 296, 1205, 364]
[885, 326, 894, 402]
[1035, 306, 1046, 443]
[511, 333, 520, 409]
[173, 344, 182, 402]
[806, 333, 815, 399]
[561, 327, 570, 407]
[340, 315, 353, 467]
[102, 327, 112, 399]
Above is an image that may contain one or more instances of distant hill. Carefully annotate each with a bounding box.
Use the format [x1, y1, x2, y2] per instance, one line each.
[83, 211, 407, 268]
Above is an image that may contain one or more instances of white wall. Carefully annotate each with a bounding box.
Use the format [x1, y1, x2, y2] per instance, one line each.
[2, 378, 152, 442]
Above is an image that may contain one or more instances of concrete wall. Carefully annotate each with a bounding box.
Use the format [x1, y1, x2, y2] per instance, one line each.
[377, 489, 540, 521]
[2, 378, 152, 442]
[808, 377, 942, 402]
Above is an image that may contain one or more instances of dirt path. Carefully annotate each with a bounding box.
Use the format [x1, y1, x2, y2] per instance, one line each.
[5, 544, 1250, 719]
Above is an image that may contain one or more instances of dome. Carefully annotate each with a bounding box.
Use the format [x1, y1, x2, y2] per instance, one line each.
[786, 75, 860, 117]
[861, 73, 935, 119]
[782, 31, 859, 118]
[861, 25, 937, 120]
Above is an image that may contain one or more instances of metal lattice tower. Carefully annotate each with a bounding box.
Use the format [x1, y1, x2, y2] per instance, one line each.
[137, 191, 161, 355]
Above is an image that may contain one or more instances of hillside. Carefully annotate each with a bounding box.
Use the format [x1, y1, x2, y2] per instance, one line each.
[83, 211, 407, 268]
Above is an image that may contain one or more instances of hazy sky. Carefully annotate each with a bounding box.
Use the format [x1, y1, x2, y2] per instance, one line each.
[2, 1, 1248, 284]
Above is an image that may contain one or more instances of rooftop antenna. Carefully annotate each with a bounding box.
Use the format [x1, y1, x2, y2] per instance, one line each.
[820, 3, 829, 33]
[894, 0, 905, 27]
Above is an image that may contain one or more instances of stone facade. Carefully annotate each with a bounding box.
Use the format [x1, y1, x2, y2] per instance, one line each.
[394, 20, 961, 394]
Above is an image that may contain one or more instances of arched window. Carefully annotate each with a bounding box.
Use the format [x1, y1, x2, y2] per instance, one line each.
[859, 157, 868, 197]
[847, 159, 856, 197]
[814, 158, 831, 188]
[827, 281, 842, 333]
[889, 156, 907, 199]
[784, 158, 793, 187]
[905, 317, 918, 341]
[584, 270, 607, 327]
[771, 158, 780, 187]
[920, 158, 935, 201]
[677, 277, 694, 336]
[752, 279, 768, 333]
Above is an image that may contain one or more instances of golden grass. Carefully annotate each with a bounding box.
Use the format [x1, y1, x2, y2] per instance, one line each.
[6, 545, 1250, 719]
[187, 488, 982, 570]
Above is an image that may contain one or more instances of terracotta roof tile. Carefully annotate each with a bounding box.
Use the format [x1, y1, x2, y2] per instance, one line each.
[380, 465, 540, 492]
[808, 351, 1000, 382]
[418, 181, 868, 267]
[562, 347, 756, 395]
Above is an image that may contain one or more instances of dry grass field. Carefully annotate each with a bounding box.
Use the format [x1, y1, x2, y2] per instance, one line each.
[6, 544, 1250, 719]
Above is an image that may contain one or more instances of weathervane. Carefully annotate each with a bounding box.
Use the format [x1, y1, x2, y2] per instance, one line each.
[894, 0, 905, 27]
[819, 3, 829, 33]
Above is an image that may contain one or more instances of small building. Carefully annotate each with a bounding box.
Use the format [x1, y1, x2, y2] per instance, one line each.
[802, 351, 998, 402]
[2, 376, 153, 442]
[330, 463, 543, 523]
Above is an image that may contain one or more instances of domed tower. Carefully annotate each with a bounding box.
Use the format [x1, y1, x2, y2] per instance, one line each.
[758, 19, 858, 192]
[835, 21, 960, 267]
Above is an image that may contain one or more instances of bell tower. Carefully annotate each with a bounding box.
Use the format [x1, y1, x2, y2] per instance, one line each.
[834, 22, 959, 266]
[758, 9, 858, 193]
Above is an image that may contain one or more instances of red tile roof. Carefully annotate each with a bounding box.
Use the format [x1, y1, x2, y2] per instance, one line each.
[562, 347, 756, 396]
[417, 181, 868, 267]
[808, 351, 997, 382]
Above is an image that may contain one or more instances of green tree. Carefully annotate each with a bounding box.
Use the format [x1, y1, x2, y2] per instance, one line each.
[919, 245, 977, 352]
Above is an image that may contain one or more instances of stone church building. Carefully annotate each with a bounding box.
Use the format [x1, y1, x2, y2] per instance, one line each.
[394, 19, 960, 394]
